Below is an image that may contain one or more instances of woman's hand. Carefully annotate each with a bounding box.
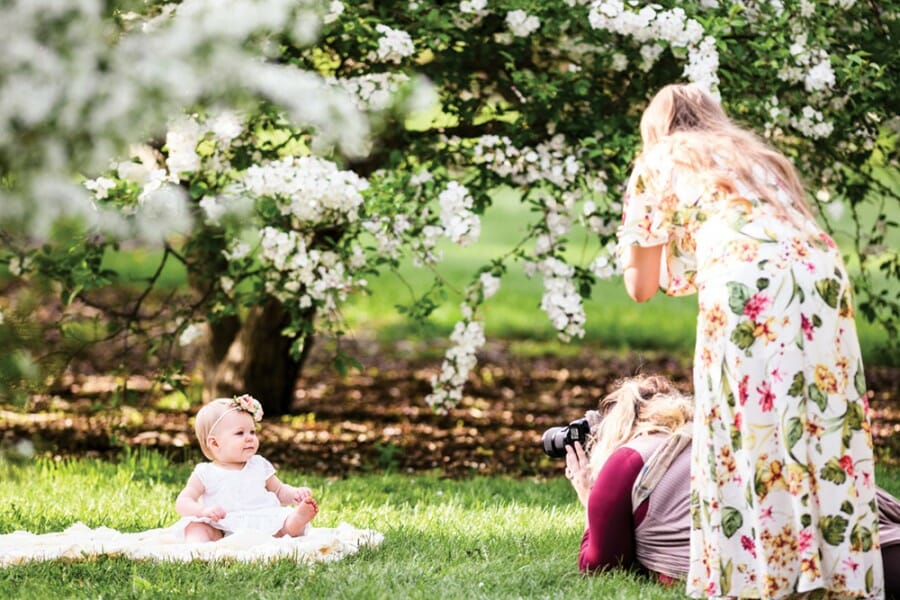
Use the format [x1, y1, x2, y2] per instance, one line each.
[565, 441, 592, 508]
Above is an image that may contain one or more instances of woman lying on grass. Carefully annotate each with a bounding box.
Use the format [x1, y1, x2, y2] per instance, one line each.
[563, 374, 900, 598]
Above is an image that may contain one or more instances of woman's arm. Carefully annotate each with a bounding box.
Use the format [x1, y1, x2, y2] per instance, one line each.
[622, 244, 663, 303]
[578, 447, 646, 572]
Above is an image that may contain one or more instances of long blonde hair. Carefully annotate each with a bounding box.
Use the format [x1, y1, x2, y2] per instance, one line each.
[639, 83, 814, 221]
[587, 375, 693, 479]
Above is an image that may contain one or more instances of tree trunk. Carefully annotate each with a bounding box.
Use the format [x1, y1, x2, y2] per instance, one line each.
[202, 297, 313, 416]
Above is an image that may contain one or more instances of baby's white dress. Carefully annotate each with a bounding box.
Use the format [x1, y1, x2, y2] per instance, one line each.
[172, 455, 297, 538]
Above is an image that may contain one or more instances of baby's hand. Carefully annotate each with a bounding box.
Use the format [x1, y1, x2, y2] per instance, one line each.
[201, 506, 226, 521]
[292, 487, 313, 504]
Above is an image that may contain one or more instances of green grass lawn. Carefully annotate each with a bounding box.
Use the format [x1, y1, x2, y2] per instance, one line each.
[1, 450, 898, 599]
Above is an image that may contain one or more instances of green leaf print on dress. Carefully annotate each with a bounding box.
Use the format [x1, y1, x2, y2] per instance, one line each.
[721, 506, 743, 538]
[726, 281, 752, 315]
[815, 278, 841, 308]
[819, 515, 849, 546]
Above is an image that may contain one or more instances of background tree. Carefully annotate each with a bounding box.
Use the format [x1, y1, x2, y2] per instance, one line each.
[1, 0, 897, 414]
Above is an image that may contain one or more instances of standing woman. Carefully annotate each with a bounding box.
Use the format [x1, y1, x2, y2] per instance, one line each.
[617, 84, 883, 598]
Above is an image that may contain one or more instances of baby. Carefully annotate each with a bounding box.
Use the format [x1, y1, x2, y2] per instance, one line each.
[173, 394, 318, 542]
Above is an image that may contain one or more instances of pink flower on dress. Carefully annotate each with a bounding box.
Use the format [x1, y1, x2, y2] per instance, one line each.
[842, 556, 860, 572]
[741, 534, 757, 558]
[801, 314, 815, 341]
[838, 455, 855, 477]
[757, 380, 775, 412]
[738, 375, 750, 406]
[743, 292, 770, 321]
[797, 529, 813, 553]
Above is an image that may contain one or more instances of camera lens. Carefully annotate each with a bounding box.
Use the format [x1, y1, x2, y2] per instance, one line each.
[541, 426, 570, 459]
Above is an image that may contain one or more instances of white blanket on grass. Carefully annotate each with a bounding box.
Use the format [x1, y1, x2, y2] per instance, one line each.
[0, 522, 384, 566]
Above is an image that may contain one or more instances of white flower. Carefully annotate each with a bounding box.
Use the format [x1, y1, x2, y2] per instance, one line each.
[179, 323, 205, 346]
[220, 276, 235, 294]
[438, 181, 481, 246]
[223, 239, 251, 261]
[83, 177, 116, 200]
[506, 10, 540, 37]
[805, 59, 835, 92]
[479, 273, 501, 299]
[372, 24, 415, 63]
[324, 1, 344, 24]
[207, 111, 243, 144]
[165, 117, 203, 177]
[199, 196, 227, 226]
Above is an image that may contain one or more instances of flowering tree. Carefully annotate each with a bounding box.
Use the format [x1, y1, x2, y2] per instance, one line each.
[1, 0, 897, 414]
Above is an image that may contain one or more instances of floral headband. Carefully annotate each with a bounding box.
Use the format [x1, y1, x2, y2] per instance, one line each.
[208, 394, 264, 435]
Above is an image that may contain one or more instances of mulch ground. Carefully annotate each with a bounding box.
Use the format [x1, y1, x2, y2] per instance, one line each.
[1, 339, 898, 478]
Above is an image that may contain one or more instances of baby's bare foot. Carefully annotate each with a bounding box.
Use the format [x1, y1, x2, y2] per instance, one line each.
[280, 497, 318, 537]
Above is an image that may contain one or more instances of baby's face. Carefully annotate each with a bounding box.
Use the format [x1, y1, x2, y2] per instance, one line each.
[209, 410, 259, 466]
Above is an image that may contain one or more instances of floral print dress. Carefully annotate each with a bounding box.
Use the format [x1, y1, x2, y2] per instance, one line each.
[617, 145, 883, 599]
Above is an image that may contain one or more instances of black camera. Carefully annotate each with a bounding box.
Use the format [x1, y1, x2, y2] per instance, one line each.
[541, 417, 591, 459]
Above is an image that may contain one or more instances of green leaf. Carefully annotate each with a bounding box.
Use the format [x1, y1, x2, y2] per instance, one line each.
[786, 417, 803, 449]
[721, 506, 743, 538]
[815, 278, 841, 308]
[854, 365, 867, 397]
[788, 371, 805, 397]
[726, 282, 752, 315]
[850, 523, 873, 553]
[818, 515, 849, 546]
[819, 459, 847, 485]
[808, 383, 828, 412]
[730, 321, 756, 350]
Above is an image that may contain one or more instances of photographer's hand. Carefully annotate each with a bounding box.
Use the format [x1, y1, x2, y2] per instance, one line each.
[565, 442, 592, 508]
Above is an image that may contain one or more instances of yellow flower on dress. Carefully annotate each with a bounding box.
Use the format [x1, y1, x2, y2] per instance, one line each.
[814, 365, 839, 395]
[702, 303, 727, 340]
[753, 317, 778, 343]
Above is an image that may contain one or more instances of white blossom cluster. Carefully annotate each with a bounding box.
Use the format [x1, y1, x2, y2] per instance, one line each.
[371, 24, 416, 63]
[329, 72, 411, 112]
[438, 182, 481, 246]
[242, 156, 368, 226]
[1, 0, 368, 238]
[789, 105, 834, 139]
[581, 196, 619, 237]
[424, 270, 504, 411]
[178, 323, 206, 347]
[258, 226, 365, 313]
[506, 10, 541, 37]
[536, 258, 586, 342]
[323, 1, 345, 24]
[589, 241, 620, 279]
[588, 1, 719, 94]
[425, 318, 486, 412]
[471, 134, 582, 188]
[782, 36, 836, 93]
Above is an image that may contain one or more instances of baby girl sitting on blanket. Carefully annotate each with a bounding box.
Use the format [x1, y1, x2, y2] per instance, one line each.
[172, 394, 319, 542]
